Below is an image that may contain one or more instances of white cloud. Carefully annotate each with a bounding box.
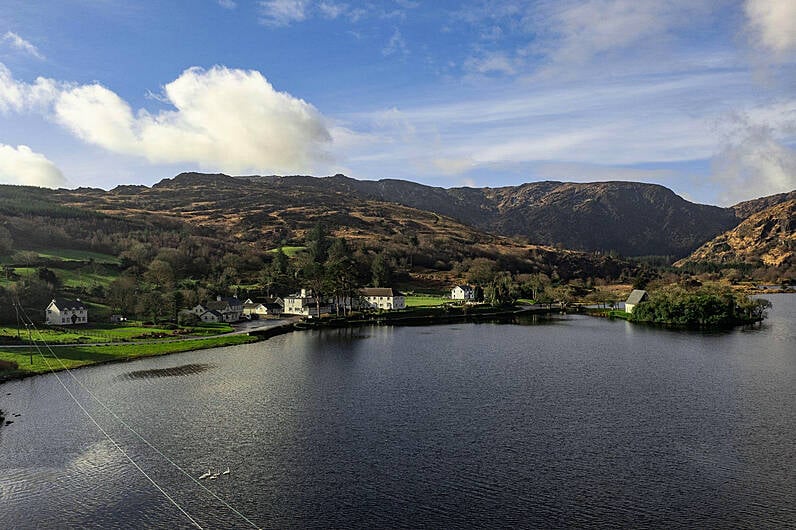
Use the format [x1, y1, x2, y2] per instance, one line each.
[744, 0, 796, 56]
[218, 0, 237, 9]
[258, 0, 309, 26]
[0, 63, 59, 113]
[0, 144, 66, 188]
[541, 0, 717, 67]
[318, 1, 347, 19]
[382, 29, 409, 56]
[712, 107, 796, 203]
[2, 31, 44, 60]
[464, 52, 516, 76]
[52, 66, 332, 174]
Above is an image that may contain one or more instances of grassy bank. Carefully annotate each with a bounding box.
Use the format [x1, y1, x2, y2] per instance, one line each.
[0, 322, 234, 345]
[0, 334, 257, 380]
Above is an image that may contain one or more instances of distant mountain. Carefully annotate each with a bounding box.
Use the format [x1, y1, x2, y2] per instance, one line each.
[232, 175, 739, 257]
[676, 199, 796, 271]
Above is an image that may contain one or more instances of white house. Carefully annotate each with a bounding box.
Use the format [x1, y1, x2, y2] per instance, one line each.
[360, 288, 406, 310]
[45, 298, 88, 326]
[283, 289, 330, 318]
[243, 302, 268, 318]
[190, 304, 209, 316]
[451, 285, 475, 300]
[625, 290, 649, 313]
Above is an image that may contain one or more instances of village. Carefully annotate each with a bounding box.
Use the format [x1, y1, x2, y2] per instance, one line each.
[41, 283, 510, 327]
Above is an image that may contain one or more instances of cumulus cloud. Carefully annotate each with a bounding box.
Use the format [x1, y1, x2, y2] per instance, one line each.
[744, 0, 796, 56]
[53, 66, 332, 173]
[712, 107, 796, 204]
[2, 31, 44, 60]
[0, 144, 66, 188]
[0, 63, 59, 112]
[259, 0, 309, 26]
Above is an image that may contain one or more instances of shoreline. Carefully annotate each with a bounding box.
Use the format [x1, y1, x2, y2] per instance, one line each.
[0, 306, 550, 385]
[1, 293, 785, 384]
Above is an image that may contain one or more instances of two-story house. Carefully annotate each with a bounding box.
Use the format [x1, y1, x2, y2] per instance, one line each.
[45, 298, 88, 325]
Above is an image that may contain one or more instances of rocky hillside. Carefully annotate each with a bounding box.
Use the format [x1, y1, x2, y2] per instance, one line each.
[231, 175, 739, 257]
[732, 190, 796, 219]
[676, 199, 795, 271]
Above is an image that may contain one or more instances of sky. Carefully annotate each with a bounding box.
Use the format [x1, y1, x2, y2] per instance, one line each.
[0, 0, 795, 205]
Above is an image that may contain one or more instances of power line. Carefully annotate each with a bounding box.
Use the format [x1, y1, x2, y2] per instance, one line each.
[16, 302, 261, 529]
[20, 323, 204, 528]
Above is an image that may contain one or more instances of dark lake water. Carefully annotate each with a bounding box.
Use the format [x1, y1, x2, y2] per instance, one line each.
[1, 295, 794, 528]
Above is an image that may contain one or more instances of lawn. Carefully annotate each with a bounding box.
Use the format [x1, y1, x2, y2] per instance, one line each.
[405, 294, 449, 307]
[0, 334, 257, 377]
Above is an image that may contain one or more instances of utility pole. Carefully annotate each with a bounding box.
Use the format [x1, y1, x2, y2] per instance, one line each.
[14, 298, 21, 341]
[25, 322, 33, 365]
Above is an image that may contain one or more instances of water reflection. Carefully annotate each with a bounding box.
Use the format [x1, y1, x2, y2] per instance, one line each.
[0, 295, 793, 528]
[122, 363, 213, 380]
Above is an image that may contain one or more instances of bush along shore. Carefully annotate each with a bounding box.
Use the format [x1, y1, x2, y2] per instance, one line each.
[627, 285, 769, 329]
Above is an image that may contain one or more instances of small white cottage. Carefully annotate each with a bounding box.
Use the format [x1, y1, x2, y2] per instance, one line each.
[625, 290, 649, 313]
[360, 288, 406, 310]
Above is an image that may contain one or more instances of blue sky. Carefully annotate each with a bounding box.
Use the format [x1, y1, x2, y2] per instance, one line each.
[0, 0, 794, 205]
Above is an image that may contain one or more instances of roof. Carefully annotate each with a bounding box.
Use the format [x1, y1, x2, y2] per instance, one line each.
[202, 310, 223, 318]
[453, 285, 473, 291]
[50, 298, 86, 310]
[218, 296, 241, 306]
[243, 303, 265, 309]
[625, 290, 649, 305]
[361, 288, 403, 297]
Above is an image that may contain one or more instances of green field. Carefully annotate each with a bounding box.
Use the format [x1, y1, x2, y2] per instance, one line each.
[34, 249, 120, 265]
[405, 294, 449, 307]
[0, 334, 257, 377]
[0, 265, 119, 288]
[266, 246, 306, 257]
[0, 322, 234, 344]
[0, 248, 120, 265]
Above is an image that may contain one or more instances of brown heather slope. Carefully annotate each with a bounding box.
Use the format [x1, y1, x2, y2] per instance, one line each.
[732, 190, 796, 220]
[236, 175, 739, 257]
[675, 199, 796, 271]
[43, 173, 632, 281]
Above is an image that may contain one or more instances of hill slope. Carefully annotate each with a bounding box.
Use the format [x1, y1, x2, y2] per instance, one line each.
[232, 175, 739, 257]
[675, 199, 795, 272]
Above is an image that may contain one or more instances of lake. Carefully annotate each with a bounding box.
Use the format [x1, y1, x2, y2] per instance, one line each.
[1, 295, 794, 528]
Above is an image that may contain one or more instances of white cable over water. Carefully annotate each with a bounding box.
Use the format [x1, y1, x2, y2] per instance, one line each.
[22, 331, 204, 529]
[17, 302, 261, 529]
